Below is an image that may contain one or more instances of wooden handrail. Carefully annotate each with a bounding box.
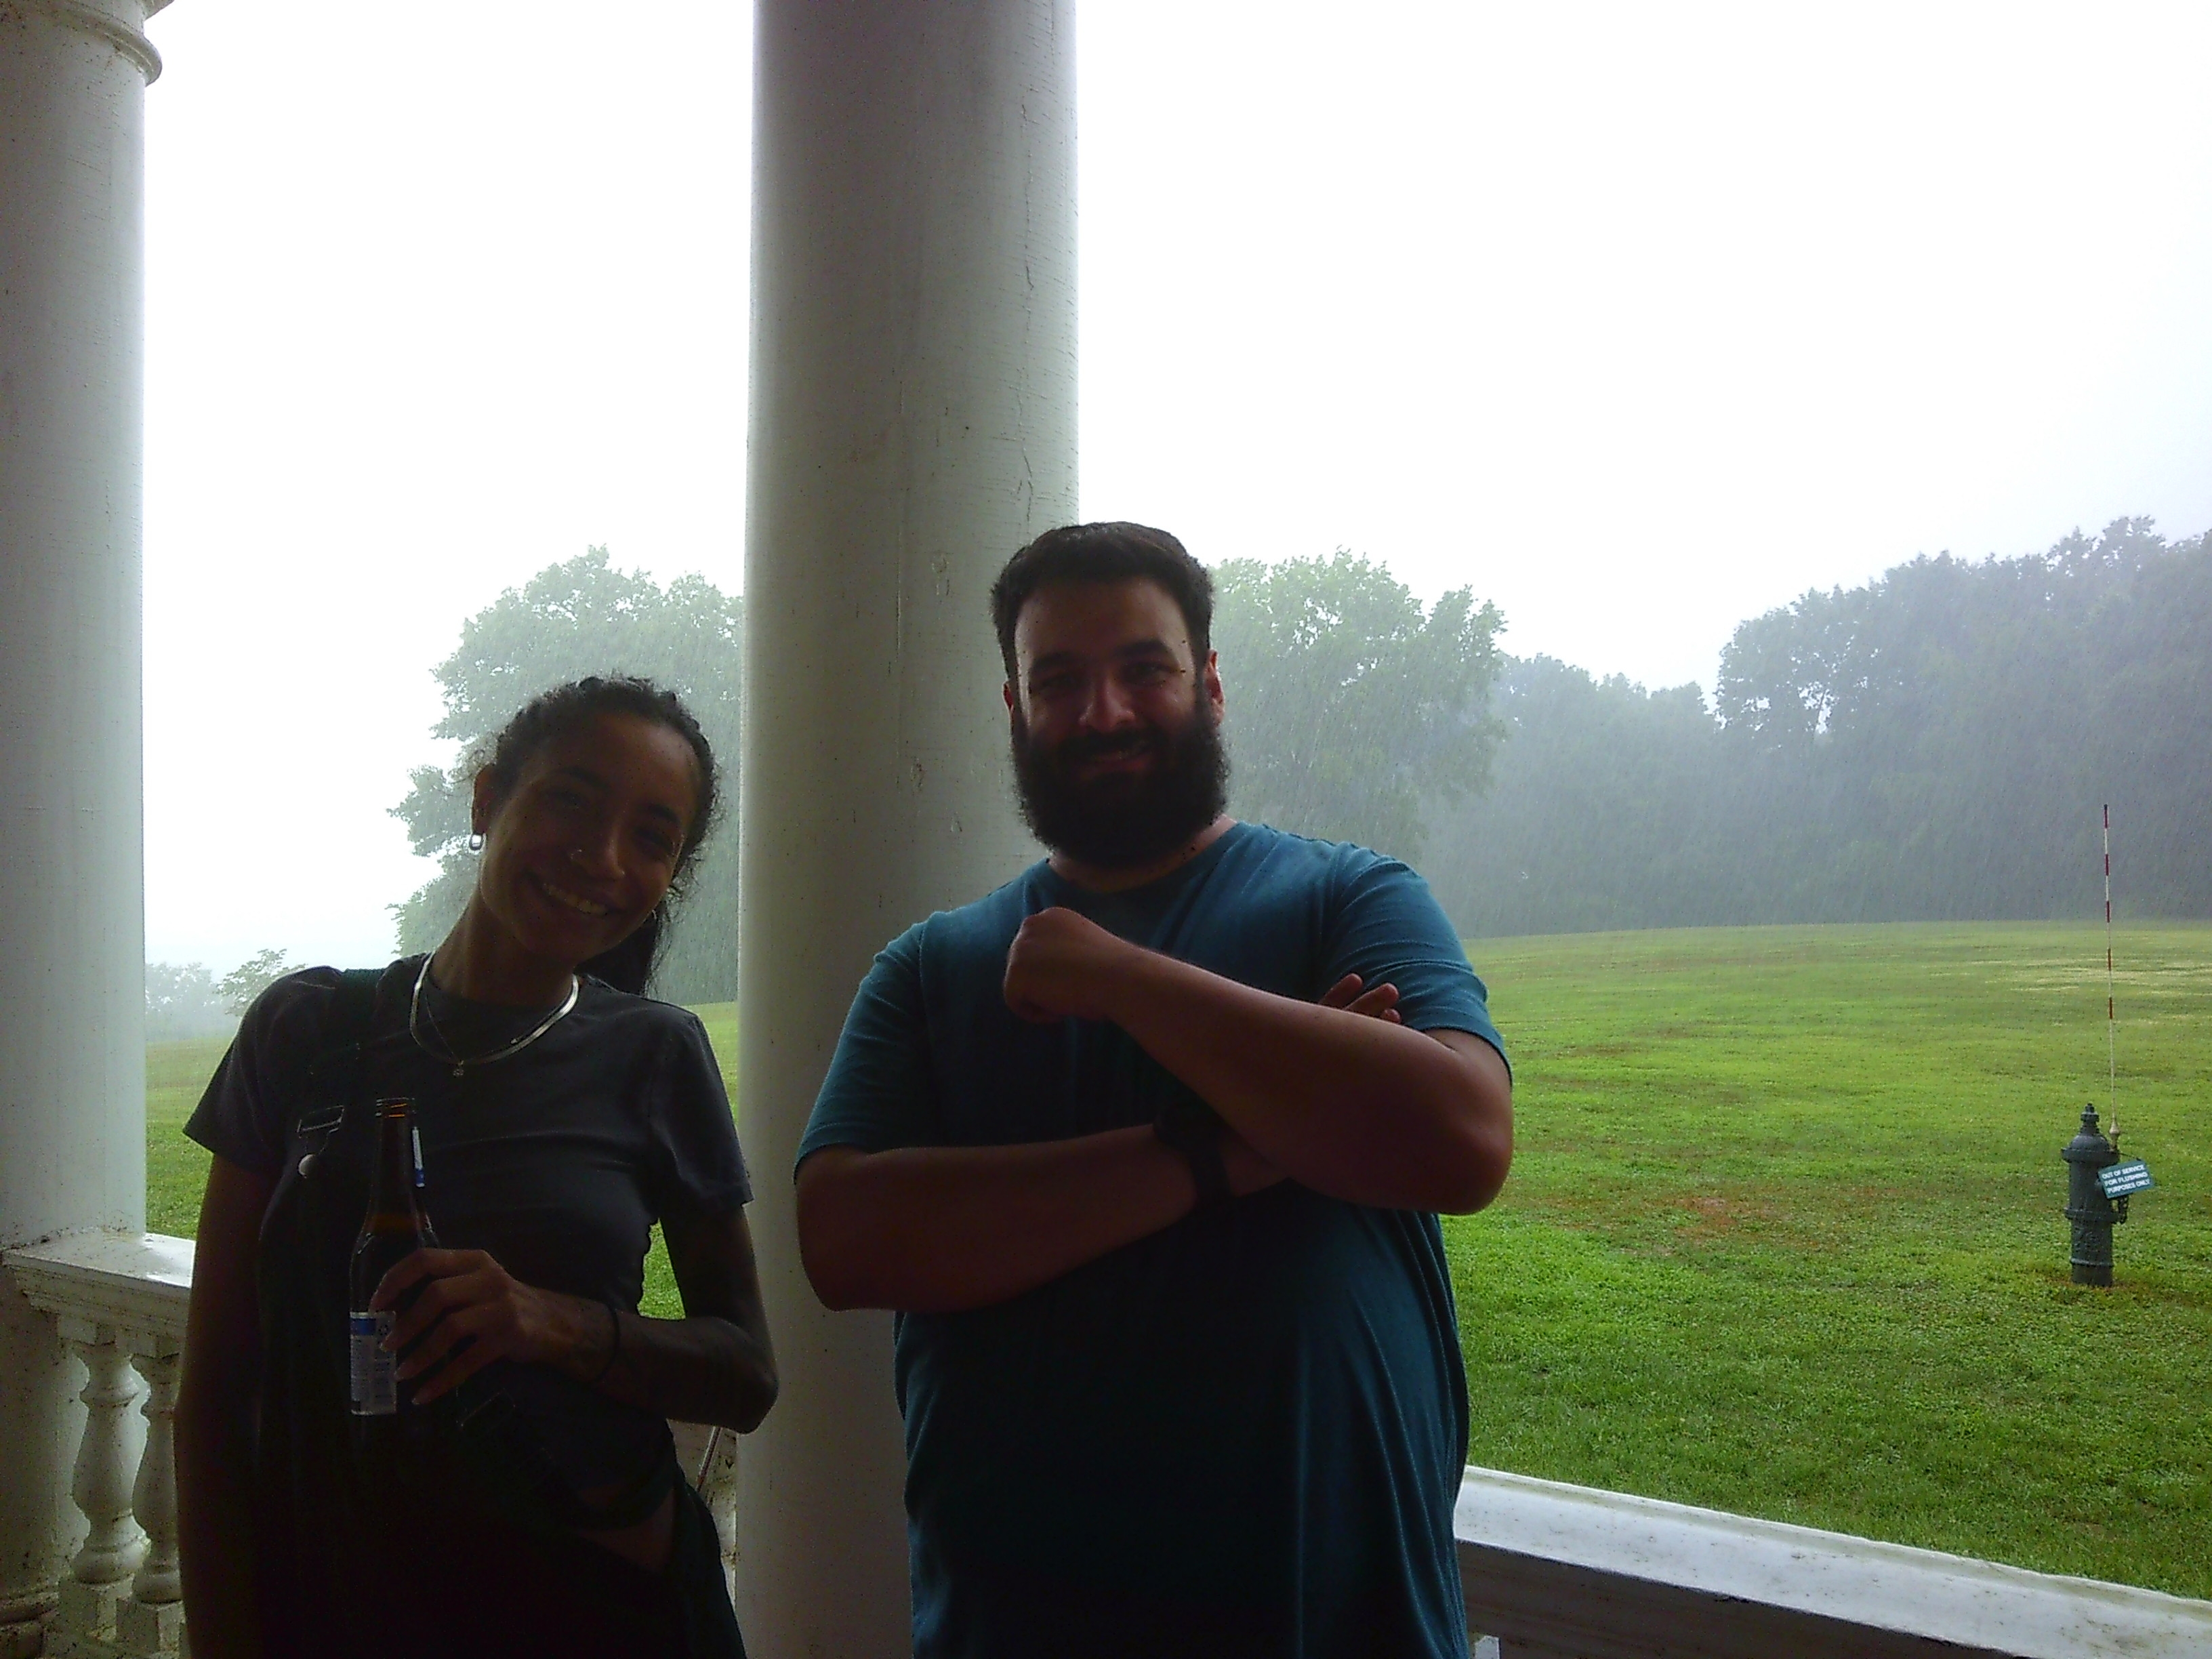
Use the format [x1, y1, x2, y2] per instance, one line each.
[1456, 1465, 2212, 1658]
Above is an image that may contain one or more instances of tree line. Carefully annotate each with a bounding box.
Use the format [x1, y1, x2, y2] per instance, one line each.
[145, 949, 300, 1042]
[1422, 517, 2210, 935]
[346, 515, 2205, 1014]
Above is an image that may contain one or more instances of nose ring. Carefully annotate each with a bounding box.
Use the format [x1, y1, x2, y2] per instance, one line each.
[570, 846, 586, 863]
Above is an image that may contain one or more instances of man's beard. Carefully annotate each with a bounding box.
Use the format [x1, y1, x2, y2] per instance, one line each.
[1011, 699, 1230, 869]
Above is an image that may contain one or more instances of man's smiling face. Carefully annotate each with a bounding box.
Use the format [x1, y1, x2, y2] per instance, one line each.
[1005, 577, 1229, 868]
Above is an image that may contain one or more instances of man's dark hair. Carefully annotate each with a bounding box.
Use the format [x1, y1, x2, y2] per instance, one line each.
[989, 522, 1214, 681]
[474, 675, 719, 995]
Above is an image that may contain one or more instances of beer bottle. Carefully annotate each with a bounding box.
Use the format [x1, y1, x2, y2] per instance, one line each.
[348, 1097, 436, 1422]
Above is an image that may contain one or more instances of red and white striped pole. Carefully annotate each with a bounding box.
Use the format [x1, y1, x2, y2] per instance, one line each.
[2104, 805, 2118, 1142]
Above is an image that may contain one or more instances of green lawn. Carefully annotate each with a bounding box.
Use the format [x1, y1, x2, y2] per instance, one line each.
[146, 1033, 237, 1239]
[1450, 922, 2210, 1599]
[144, 925, 2211, 1597]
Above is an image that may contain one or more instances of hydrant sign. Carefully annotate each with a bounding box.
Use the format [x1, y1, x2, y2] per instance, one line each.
[2098, 1160, 2154, 1198]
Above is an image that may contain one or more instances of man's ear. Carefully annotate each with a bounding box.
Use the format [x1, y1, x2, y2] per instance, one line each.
[1003, 681, 1017, 712]
[1201, 650, 1225, 716]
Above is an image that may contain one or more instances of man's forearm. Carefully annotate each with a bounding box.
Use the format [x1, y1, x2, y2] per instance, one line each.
[1110, 953, 1511, 1212]
[797, 1128, 1204, 1313]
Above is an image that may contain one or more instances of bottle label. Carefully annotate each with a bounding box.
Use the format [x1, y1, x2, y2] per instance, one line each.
[349, 1310, 397, 1415]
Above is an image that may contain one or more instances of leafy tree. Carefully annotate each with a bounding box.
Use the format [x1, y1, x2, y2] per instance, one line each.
[390, 548, 743, 1003]
[146, 961, 234, 1041]
[1423, 658, 1740, 936]
[1211, 552, 1504, 860]
[1424, 517, 2211, 939]
[1710, 517, 2210, 922]
[219, 949, 299, 1016]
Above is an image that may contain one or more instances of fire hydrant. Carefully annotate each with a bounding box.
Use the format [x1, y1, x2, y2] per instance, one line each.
[2062, 1104, 2127, 1286]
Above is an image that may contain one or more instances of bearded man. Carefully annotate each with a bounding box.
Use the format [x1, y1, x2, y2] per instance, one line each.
[796, 522, 1514, 1659]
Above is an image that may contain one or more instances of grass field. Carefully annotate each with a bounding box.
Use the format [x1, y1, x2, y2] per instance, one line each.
[144, 924, 2211, 1599]
[1449, 922, 2210, 1600]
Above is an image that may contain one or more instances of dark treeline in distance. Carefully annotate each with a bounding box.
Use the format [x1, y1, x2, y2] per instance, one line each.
[145, 949, 308, 1042]
[1422, 518, 2211, 936]
[387, 518, 2206, 998]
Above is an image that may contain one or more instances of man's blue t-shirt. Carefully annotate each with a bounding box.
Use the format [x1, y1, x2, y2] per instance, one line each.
[801, 823, 1505, 1659]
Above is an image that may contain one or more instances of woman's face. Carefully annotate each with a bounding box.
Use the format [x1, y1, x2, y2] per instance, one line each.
[470, 712, 701, 972]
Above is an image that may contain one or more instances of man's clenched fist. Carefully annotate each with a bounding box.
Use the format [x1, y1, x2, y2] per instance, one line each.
[1002, 907, 1142, 1023]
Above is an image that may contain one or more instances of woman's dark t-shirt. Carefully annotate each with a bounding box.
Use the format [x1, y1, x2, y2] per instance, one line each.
[188, 960, 750, 1311]
[184, 960, 751, 1656]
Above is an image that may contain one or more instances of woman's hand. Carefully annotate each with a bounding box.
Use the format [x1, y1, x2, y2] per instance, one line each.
[373, 1249, 607, 1406]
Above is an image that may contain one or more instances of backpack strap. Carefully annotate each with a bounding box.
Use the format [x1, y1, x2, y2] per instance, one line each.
[294, 966, 389, 1135]
[313, 964, 387, 1063]
[251, 960, 407, 1616]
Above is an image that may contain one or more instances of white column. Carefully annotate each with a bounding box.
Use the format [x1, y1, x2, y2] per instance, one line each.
[0, 2, 163, 1652]
[736, 3, 1076, 1653]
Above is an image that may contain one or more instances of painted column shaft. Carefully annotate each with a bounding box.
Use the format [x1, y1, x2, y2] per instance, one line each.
[0, 0, 160, 1641]
[736, 2, 1076, 1652]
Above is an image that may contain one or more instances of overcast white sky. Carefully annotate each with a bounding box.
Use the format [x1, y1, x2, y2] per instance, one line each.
[141, 2, 2212, 972]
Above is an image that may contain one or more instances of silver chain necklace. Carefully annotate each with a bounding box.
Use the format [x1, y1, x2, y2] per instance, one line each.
[409, 954, 579, 1078]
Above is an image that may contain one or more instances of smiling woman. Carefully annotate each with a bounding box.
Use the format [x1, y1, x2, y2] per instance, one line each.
[454, 678, 722, 1006]
[173, 676, 774, 1659]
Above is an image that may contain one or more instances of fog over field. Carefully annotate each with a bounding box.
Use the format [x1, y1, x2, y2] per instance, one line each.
[139, 3, 2212, 977]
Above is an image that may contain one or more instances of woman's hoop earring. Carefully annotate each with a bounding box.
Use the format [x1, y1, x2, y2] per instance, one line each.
[467, 832, 485, 854]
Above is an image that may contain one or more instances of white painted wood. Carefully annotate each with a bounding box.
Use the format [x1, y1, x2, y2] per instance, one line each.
[735, 3, 1077, 1654]
[1, 0, 164, 1637]
[115, 1594, 187, 1658]
[14, 1232, 187, 1650]
[9, 1236, 184, 1655]
[1456, 1465, 2212, 1659]
[64, 1332, 147, 1594]
[12, 1238, 754, 1654]
[18, 1242, 183, 1645]
[675, 1422, 743, 1604]
[0, 1606, 44, 1659]
[126, 1351, 182, 1605]
[7, 1235, 194, 1359]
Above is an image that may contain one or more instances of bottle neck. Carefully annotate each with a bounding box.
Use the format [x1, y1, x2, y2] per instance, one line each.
[367, 1100, 422, 1222]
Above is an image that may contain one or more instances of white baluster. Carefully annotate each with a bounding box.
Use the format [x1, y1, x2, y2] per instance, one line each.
[696, 1427, 741, 1605]
[117, 1348, 186, 1654]
[56, 1324, 147, 1640]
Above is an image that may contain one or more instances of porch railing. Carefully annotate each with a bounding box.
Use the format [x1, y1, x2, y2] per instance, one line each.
[2, 1231, 741, 1658]
[9, 1230, 2212, 1658]
[1457, 1465, 2212, 1658]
